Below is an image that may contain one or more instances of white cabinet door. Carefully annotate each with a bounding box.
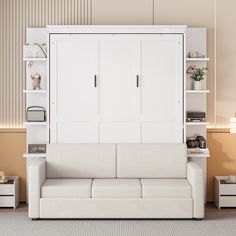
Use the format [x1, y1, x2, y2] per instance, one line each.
[99, 36, 141, 143]
[141, 34, 184, 143]
[50, 35, 99, 143]
[50, 34, 184, 144]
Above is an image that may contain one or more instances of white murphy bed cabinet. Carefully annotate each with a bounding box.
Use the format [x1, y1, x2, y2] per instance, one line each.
[24, 26, 210, 201]
[48, 26, 186, 144]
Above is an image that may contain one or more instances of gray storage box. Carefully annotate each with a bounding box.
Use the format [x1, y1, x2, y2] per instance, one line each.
[26, 106, 46, 122]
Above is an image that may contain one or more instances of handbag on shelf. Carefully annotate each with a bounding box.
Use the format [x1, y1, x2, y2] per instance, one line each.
[23, 43, 47, 58]
[26, 106, 46, 122]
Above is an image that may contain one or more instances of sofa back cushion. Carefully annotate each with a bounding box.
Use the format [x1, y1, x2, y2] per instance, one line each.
[117, 144, 187, 178]
[46, 144, 116, 178]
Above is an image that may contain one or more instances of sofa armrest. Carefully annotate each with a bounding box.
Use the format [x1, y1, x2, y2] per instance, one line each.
[187, 161, 204, 219]
[28, 158, 46, 218]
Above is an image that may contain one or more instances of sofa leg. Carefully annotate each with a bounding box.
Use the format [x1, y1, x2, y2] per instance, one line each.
[194, 218, 203, 221]
[32, 218, 40, 221]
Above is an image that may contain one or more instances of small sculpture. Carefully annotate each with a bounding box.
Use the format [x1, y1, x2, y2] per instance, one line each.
[31, 73, 41, 90]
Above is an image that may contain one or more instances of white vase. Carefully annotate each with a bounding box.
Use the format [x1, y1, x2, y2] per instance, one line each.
[192, 81, 202, 90]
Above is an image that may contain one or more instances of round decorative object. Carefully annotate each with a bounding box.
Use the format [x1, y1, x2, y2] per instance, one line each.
[186, 138, 199, 148]
[192, 81, 202, 90]
[196, 136, 206, 149]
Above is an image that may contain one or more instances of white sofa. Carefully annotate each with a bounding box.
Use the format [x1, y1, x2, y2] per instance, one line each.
[28, 143, 204, 219]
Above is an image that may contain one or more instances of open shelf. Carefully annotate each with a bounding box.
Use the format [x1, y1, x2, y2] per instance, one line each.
[23, 57, 47, 61]
[23, 90, 47, 94]
[24, 122, 47, 126]
[187, 144, 210, 158]
[186, 122, 209, 126]
[188, 153, 210, 158]
[23, 153, 46, 158]
[186, 58, 210, 62]
[187, 148, 210, 158]
[187, 90, 210, 94]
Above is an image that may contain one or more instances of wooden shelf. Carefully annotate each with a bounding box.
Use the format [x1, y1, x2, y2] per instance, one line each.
[186, 57, 210, 61]
[23, 90, 47, 94]
[187, 90, 210, 94]
[186, 122, 209, 126]
[23, 153, 46, 158]
[24, 122, 47, 126]
[23, 57, 46, 61]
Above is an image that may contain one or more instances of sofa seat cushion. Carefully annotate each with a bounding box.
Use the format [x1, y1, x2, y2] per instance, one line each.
[141, 179, 192, 198]
[41, 179, 92, 198]
[92, 179, 142, 198]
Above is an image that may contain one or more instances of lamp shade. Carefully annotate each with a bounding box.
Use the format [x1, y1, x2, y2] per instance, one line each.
[230, 117, 236, 133]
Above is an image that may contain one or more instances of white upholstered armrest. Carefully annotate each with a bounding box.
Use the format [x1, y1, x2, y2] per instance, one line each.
[28, 158, 46, 218]
[187, 161, 204, 219]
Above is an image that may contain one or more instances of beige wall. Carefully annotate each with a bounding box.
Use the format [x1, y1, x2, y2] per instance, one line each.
[0, 129, 26, 202]
[92, 0, 153, 24]
[216, 0, 236, 126]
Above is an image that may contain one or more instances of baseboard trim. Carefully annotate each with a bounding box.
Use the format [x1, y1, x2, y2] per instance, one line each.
[207, 128, 230, 133]
[0, 128, 26, 133]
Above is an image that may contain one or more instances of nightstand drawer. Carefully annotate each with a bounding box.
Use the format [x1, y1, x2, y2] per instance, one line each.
[220, 196, 236, 207]
[220, 184, 236, 195]
[0, 196, 15, 207]
[0, 185, 14, 195]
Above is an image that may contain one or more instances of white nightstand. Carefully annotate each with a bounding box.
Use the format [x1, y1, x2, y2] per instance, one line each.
[215, 176, 236, 209]
[0, 176, 19, 209]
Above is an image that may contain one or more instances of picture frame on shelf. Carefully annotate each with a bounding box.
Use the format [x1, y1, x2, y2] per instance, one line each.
[28, 144, 46, 154]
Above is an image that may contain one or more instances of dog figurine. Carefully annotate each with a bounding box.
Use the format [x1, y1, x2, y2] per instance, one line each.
[31, 73, 41, 90]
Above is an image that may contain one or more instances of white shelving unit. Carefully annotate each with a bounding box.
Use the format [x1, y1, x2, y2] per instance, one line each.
[23, 27, 48, 152]
[186, 28, 210, 201]
[23, 28, 48, 202]
[24, 28, 48, 151]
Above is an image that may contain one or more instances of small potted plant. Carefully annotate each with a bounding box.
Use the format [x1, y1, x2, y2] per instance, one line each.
[187, 65, 208, 90]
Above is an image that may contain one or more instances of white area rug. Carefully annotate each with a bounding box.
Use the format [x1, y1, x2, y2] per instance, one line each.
[1, 210, 236, 236]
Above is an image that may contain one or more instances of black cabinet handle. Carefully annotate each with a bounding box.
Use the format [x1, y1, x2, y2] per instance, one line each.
[94, 75, 97, 87]
[136, 75, 139, 87]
